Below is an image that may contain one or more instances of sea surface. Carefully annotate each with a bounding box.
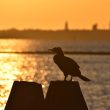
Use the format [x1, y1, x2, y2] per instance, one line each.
[0, 39, 110, 110]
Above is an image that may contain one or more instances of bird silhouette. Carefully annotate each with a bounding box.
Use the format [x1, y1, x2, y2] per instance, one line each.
[49, 47, 90, 81]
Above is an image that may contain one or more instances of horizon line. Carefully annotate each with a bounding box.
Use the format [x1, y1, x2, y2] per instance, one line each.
[0, 28, 110, 31]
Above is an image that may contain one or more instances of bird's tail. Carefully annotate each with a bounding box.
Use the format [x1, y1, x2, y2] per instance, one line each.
[79, 75, 91, 81]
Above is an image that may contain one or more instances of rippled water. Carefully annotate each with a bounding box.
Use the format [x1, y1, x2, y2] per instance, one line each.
[0, 39, 110, 110]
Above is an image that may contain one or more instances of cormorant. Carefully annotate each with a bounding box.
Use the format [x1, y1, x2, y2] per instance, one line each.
[49, 47, 90, 81]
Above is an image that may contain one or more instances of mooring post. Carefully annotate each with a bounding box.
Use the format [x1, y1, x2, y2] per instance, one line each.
[45, 81, 88, 110]
[5, 81, 44, 110]
[5, 81, 88, 110]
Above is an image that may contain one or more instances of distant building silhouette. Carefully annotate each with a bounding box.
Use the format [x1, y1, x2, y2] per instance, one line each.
[92, 23, 98, 31]
[64, 21, 69, 31]
[109, 22, 110, 30]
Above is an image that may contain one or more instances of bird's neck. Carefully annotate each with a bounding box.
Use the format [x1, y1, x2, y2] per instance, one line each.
[56, 51, 64, 56]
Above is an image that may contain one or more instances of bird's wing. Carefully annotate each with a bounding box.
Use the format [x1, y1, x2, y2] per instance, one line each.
[53, 55, 80, 74]
[64, 56, 80, 68]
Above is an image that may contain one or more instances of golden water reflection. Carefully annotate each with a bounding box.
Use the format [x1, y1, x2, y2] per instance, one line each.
[0, 53, 38, 109]
[0, 52, 54, 110]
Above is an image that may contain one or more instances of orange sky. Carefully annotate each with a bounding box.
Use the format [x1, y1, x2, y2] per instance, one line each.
[0, 0, 110, 30]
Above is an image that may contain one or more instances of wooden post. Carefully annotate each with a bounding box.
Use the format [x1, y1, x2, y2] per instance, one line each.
[45, 81, 88, 110]
[5, 81, 88, 110]
[5, 81, 44, 110]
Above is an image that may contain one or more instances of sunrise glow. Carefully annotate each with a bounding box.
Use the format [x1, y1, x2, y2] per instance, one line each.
[0, 0, 110, 30]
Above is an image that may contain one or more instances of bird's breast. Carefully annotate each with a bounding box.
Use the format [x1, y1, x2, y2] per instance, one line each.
[53, 55, 62, 64]
[53, 55, 69, 71]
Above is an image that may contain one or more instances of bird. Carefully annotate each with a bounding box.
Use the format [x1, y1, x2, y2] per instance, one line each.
[49, 47, 90, 81]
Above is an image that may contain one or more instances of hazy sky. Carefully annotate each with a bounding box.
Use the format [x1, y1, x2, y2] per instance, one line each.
[0, 0, 110, 30]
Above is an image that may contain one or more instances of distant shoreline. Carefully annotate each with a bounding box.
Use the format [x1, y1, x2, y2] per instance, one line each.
[0, 29, 110, 41]
[0, 51, 110, 55]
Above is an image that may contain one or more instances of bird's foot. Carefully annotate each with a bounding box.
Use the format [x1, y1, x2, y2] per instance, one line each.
[70, 76, 73, 81]
[64, 79, 67, 81]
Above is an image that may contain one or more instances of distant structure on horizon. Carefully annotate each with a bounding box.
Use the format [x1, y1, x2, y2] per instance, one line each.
[64, 21, 69, 31]
[92, 23, 98, 31]
[109, 22, 110, 30]
[64, 21, 110, 31]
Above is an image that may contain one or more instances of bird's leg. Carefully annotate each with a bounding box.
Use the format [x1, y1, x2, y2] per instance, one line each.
[64, 76, 66, 81]
[70, 76, 73, 81]
[64, 75, 67, 81]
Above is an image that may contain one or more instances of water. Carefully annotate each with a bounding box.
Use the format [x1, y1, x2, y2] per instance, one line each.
[0, 39, 110, 110]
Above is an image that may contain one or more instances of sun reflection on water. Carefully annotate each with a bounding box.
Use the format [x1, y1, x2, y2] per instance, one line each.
[0, 53, 37, 109]
[0, 51, 51, 110]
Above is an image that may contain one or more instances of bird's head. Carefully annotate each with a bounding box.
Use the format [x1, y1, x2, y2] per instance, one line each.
[48, 47, 64, 55]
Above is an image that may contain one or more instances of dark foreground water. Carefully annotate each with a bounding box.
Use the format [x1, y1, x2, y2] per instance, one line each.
[0, 39, 110, 110]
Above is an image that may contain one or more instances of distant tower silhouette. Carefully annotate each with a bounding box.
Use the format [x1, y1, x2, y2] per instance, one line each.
[64, 21, 69, 31]
[109, 22, 110, 30]
[92, 23, 98, 31]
